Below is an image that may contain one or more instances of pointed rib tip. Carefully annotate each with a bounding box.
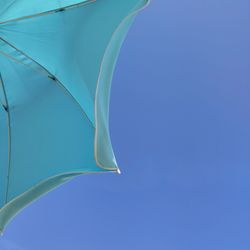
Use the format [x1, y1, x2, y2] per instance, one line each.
[116, 168, 121, 175]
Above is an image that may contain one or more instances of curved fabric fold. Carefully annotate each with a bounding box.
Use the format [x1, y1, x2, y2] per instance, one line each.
[95, 0, 150, 169]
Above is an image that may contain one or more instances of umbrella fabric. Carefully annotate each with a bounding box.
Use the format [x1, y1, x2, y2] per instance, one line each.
[0, 0, 149, 232]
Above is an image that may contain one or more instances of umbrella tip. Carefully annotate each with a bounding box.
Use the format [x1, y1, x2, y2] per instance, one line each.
[116, 168, 121, 174]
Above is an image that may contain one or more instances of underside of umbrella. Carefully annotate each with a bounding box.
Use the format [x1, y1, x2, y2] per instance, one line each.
[0, 0, 149, 232]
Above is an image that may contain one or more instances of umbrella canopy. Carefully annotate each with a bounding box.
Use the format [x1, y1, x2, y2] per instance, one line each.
[0, 0, 149, 232]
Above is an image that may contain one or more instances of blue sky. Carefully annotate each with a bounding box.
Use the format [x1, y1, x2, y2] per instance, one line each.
[1, 0, 250, 249]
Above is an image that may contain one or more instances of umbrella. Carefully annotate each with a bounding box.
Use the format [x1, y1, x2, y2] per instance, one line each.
[0, 0, 149, 233]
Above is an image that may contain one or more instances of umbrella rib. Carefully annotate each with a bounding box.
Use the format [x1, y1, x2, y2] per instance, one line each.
[0, 37, 95, 128]
[0, 74, 12, 204]
[0, 0, 96, 25]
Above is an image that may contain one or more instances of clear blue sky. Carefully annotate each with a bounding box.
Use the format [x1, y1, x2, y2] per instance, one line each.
[1, 0, 250, 249]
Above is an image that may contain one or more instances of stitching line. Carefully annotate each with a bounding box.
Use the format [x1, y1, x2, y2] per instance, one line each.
[0, 73, 12, 204]
[0, 37, 95, 128]
[0, 0, 96, 25]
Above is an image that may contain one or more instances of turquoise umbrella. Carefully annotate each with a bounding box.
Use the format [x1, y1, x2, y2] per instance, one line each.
[0, 0, 149, 232]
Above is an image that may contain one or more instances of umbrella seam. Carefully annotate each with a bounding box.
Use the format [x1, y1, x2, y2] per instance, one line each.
[0, 74, 12, 204]
[0, 0, 96, 25]
[0, 50, 49, 78]
[0, 37, 95, 128]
